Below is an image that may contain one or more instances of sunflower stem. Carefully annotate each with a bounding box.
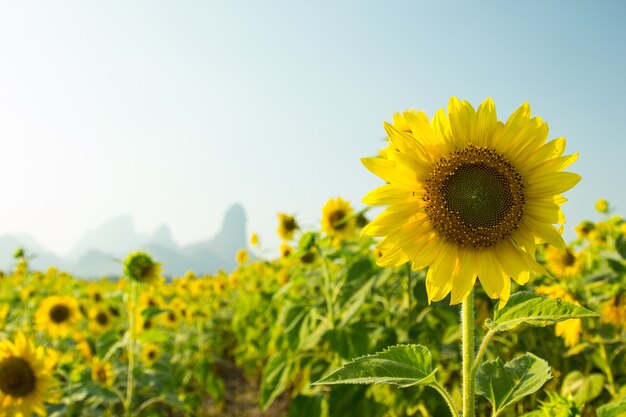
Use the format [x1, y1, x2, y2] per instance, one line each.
[461, 291, 476, 417]
[125, 280, 138, 417]
[405, 264, 413, 333]
[430, 382, 460, 417]
[317, 244, 336, 328]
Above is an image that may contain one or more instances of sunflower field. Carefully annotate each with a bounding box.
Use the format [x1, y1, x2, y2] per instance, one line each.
[2, 99, 626, 417]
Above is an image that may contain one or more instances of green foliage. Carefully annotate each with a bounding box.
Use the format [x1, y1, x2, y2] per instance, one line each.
[260, 351, 293, 411]
[597, 398, 626, 417]
[314, 344, 436, 388]
[521, 392, 581, 417]
[488, 291, 599, 332]
[476, 353, 552, 416]
[560, 371, 605, 405]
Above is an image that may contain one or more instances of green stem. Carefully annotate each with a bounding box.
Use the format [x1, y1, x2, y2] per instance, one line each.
[462, 292, 476, 417]
[405, 264, 413, 332]
[317, 245, 335, 328]
[125, 280, 138, 417]
[430, 382, 460, 417]
[471, 329, 496, 383]
[598, 343, 618, 398]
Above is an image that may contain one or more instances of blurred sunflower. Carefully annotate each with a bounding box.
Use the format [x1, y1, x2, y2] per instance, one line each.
[545, 246, 583, 278]
[236, 249, 249, 265]
[91, 357, 114, 387]
[35, 296, 81, 339]
[141, 344, 162, 367]
[277, 214, 299, 241]
[574, 221, 595, 240]
[0, 333, 57, 417]
[280, 242, 293, 259]
[123, 251, 162, 286]
[88, 306, 113, 334]
[602, 292, 626, 329]
[322, 197, 355, 242]
[250, 232, 259, 247]
[362, 97, 580, 306]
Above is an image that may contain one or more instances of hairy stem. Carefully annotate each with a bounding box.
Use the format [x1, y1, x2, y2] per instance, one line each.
[462, 291, 476, 417]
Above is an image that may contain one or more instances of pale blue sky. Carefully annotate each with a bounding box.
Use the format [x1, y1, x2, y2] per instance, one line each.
[0, 1, 624, 255]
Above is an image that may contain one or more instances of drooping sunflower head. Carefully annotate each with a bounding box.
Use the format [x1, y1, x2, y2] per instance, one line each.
[35, 296, 81, 339]
[321, 197, 355, 242]
[362, 97, 580, 306]
[123, 251, 162, 286]
[0, 333, 57, 417]
[277, 214, 299, 241]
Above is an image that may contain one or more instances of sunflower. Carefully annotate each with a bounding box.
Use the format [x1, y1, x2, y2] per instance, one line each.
[322, 197, 355, 242]
[123, 251, 162, 286]
[595, 199, 609, 214]
[236, 249, 249, 265]
[362, 98, 580, 306]
[0, 333, 57, 417]
[250, 232, 259, 247]
[574, 221, 595, 240]
[277, 214, 299, 241]
[140, 344, 162, 367]
[602, 293, 626, 329]
[35, 296, 81, 339]
[91, 357, 114, 387]
[280, 242, 293, 259]
[545, 246, 583, 278]
[88, 306, 113, 334]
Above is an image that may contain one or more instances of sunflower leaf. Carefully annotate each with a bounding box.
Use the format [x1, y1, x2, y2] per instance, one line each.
[476, 353, 552, 417]
[597, 399, 626, 417]
[313, 344, 436, 387]
[488, 291, 599, 332]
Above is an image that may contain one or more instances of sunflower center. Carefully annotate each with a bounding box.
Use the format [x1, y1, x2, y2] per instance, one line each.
[562, 250, 576, 266]
[424, 145, 525, 248]
[284, 218, 297, 231]
[329, 210, 347, 230]
[0, 357, 36, 397]
[96, 312, 109, 326]
[49, 304, 70, 323]
[148, 350, 157, 360]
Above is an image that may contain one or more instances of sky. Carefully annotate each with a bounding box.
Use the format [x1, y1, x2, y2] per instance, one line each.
[0, 1, 625, 256]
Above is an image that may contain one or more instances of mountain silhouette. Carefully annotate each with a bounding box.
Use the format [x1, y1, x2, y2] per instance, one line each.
[0, 204, 248, 278]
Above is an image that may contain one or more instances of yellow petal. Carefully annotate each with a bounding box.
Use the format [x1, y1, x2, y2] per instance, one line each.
[362, 183, 416, 205]
[450, 249, 477, 305]
[361, 157, 420, 189]
[474, 98, 498, 148]
[448, 97, 477, 149]
[526, 171, 581, 196]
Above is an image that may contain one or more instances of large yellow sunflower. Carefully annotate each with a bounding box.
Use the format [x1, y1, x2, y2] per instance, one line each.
[0, 333, 57, 417]
[362, 97, 580, 306]
[35, 296, 81, 339]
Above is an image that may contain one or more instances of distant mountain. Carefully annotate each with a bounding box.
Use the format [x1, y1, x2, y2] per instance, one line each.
[0, 204, 248, 278]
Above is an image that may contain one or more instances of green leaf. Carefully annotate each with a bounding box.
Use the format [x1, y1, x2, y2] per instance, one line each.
[597, 399, 626, 417]
[141, 306, 168, 320]
[560, 371, 604, 406]
[325, 322, 370, 360]
[520, 392, 581, 417]
[259, 352, 292, 412]
[288, 394, 325, 417]
[608, 258, 626, 274]
[616, 235, 626, 259]
[313, 344, 436, 387]
[488, 291, 599, 332]
[476, 352, 552, 417]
